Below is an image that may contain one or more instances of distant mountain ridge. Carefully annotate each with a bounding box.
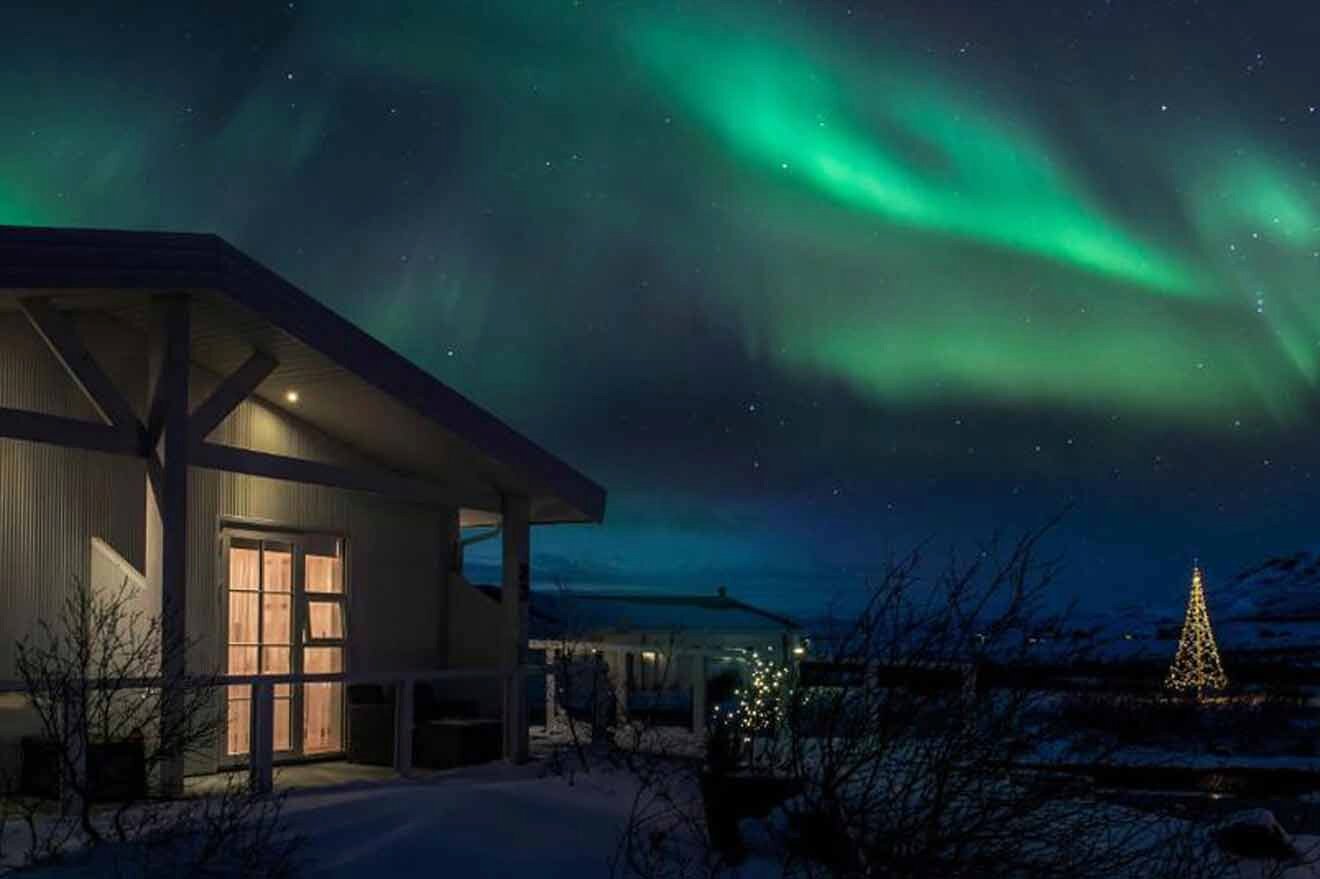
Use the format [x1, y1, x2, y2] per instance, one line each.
[1215, 551, 1320, 622]
[1034, 553, 1320, 661]
[1115, 552, 1320, 658]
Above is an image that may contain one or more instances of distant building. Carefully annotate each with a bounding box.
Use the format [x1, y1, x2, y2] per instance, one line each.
[519, 589, 803, 734]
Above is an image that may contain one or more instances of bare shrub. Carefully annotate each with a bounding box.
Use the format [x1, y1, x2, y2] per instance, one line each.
[1, 578, 300, 876]
[609, 524, 1318, 878]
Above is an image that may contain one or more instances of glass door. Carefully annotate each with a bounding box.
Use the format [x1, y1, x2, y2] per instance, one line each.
[224, 531, 346, 760]
[301, 534, 346, 755]
[225, 538, 294, 758]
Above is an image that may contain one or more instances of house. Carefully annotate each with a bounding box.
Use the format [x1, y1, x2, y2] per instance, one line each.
[0, 225, 605, 788]
[526, 589, 803, 734]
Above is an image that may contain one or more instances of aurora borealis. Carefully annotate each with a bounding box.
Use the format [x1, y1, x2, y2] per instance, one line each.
[4, 1, 1318, 614]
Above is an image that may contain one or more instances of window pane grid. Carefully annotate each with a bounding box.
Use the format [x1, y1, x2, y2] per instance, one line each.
[305, 551, 342, 594]
[307, 600, 345, 641]
[227, 533, 346, 760]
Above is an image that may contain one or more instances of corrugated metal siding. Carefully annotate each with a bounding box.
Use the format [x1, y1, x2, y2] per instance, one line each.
[1, 307, 469, 777]
[441, 574, 504, 717]
[177, 387, 454, 774]
[0, 313, 147, 679]
[447, 574, 503, 669]
[180, 384, 452, 681]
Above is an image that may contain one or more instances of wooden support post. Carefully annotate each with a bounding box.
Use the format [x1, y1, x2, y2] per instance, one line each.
[61, 690, 87, 817]
[543, 646, 559, 731]
[961, 662, 978, 734]
[249, 680, 274, 794]
[611, 650, 629, 730]
[154, 295, 190, 796]
[691, 655, 707, 737]
[500, 673, 511, 752]
[591, 652, 608, 740]
[501, 495, 530, 763]
[394, 679, 415, 775]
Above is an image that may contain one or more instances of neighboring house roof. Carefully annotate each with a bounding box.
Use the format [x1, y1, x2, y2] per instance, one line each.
[483, 589, 800, 640]
[0, 224, 605, 523]
[471, 584, 560, 626]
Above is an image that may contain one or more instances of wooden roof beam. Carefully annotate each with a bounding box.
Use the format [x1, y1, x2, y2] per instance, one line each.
[188, 350, 278, 443]
[192, 440, 498, 511]
[18, 296, 145, 450]
[0, 407, 142, 456]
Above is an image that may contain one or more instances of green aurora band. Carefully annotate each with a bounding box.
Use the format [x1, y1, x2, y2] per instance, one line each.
[2, 2, 1317, 429]
[626, 14, 1200, 295]
[617, 8, 1319, 423]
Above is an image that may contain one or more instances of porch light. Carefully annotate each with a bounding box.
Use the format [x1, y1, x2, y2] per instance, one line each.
[641, 650, 658, 662]
[792, 645, 806, 657]
[285, 390, 300, 404]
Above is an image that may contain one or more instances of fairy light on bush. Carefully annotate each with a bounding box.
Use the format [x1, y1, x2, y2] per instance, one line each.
[731, 651, 790, 735]
[1165, 562, 1229, 698]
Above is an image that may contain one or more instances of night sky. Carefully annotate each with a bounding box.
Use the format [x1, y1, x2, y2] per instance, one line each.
[4, 2, 1318, 617]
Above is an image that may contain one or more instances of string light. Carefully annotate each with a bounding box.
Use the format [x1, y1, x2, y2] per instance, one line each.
[1165, 563, 1229, 698]
[731, 653, 790, 735]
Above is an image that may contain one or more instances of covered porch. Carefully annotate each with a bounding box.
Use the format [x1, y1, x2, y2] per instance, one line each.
[0, 225, 606, 798]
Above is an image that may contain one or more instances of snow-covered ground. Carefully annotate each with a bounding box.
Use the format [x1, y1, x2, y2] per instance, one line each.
[9, 757, 1320, 877]
[281, 761, 638, 877]
[265, 770, 1320, 879]
[6, 760, 647, 878]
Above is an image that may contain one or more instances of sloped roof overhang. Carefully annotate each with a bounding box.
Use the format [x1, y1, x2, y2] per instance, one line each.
[0, 225, 606, 524]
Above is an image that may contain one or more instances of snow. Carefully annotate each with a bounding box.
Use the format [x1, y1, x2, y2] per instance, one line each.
[283, 762, 634, 876]
[1102, 748, 1320, 772]
[219, 761, 789, 878]
[1221, 810, 1320, 879]
[6, 760, 707, 878]
[1219, 553, 1320, 620]
[10, 761, 1320, 877]
[736, 800, 1320, 879]
[1082, 550, 1320, 659]
[1231, 838, 1320, 879]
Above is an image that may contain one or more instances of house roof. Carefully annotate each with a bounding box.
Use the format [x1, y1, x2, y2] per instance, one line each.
[0, 225, 605, 524]
[514, 590, 800, 639]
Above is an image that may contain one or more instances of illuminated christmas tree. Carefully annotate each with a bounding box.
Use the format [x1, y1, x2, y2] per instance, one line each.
[1164, 563, 1228, 698]
[722, 652, 792, 769]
